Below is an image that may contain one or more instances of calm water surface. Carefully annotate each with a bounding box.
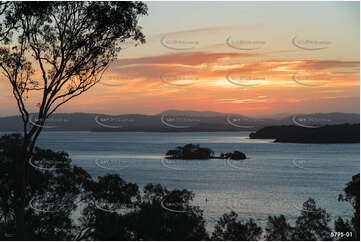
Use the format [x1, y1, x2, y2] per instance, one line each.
[8, 131, 359, 229]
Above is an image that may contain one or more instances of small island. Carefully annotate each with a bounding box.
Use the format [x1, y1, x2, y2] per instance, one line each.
[165, 143, 246, 160]
[249, 124, 360, 144]
[219, 151, 247, 160]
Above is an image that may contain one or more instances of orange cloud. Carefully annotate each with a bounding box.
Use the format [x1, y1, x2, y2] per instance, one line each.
[1, 48, 359, 116]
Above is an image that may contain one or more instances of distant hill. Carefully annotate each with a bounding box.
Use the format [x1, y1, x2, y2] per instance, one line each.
[253, 112, 292, 120]
[158, 109, 237, 117]
[0, 111, 359, 132]
[250, 124, 360, 143]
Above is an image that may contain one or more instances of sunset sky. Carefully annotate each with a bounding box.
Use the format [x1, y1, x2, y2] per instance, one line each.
[0, 1, 359, 117]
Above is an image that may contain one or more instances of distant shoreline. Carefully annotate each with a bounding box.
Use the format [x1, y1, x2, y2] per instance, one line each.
[0, 130, 257, 133]
[249, 124, 360, 144]
[0, 111, 359, 132]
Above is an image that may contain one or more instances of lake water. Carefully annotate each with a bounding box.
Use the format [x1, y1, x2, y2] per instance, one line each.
[8, 131, 360, 229]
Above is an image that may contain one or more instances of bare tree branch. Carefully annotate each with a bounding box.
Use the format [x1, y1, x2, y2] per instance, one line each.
[0, 2, 148, 239]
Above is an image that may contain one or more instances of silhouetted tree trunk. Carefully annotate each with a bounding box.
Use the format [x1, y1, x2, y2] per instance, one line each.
[0, 2, 147, 239]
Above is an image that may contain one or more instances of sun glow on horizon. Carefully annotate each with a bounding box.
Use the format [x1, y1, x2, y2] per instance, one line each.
[0, 1, 359, 117]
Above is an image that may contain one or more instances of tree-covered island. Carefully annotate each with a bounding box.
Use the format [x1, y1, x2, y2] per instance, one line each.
[165, 144, 246, 160]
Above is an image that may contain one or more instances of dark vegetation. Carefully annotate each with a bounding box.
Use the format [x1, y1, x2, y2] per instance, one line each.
[0, 134, 359, 240]
[220, 151, 247, 160]
[249, 124, 360, 143]
[0, 2, 358, 240]
[166, 144, 214, 159]
[0, 2, 148, 239]
[166, 144, 246, 160]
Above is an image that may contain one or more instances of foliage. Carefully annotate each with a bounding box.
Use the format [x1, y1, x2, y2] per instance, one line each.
[265, 215, 294, 240]
[0, 133, 92, 240]
[220, 150, 247, 160]
[0, 1, 147, 144]
[166, 143, 214, 159]
[291, 198, 332, 240]
[0, 2, 147, 238]
[211, 211, 262, 240]
[0, 134, 359, 241]
[335, 173, 360, 240]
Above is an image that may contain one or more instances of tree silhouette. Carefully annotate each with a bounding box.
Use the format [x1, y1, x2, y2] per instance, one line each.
[334, 217, 355, 241]
[291, 198, 332, 240]
[211, 211, 262, 240]
[166, 144, 214, 159]
[75, 174, 141, 240]
[0, 134, 208, 240]
[128, 185, 209, 240]
[0, 133, 93, 240]
[335, 173, 360, 240]
[1, 133, 359, 241]
[265, 215, 294, 240]
[0, 2, 147, 239]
